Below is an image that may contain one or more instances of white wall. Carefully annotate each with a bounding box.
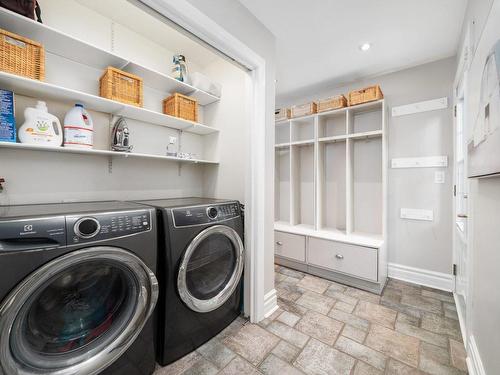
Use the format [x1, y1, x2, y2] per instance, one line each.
[201, 61, 250, 203]
[278, 57, 455, 275]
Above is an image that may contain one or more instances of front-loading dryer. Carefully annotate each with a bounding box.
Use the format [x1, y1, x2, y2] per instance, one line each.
[136, 198, 244, 365]
[0, 201, 158, 375]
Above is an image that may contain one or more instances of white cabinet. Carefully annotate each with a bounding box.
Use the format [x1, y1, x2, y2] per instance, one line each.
[274, 100, 387, 293]
[308, 238, 378, 282]
[274, 231, 306, 262]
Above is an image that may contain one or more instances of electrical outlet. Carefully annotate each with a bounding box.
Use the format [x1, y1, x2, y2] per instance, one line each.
[169, 136, 177, 144]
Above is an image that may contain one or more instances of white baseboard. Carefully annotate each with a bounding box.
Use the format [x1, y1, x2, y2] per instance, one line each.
[453, 293, 467, 350]
[263, 288, 278, 319]
[467, 335, 486, 375]
[388, 263, 453, 291]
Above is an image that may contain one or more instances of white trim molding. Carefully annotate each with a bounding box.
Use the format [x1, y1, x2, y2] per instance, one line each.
[388, 263, 453, 291]
[263, 289, 278, 318]
[467, 335, 486, 375]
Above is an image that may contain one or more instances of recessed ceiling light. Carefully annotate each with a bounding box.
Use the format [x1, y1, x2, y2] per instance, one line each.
[359, 43, 371, 51]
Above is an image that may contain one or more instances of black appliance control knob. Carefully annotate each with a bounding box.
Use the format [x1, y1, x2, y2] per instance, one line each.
[207, 207, 218, 220]
[74, 217, 101, 238]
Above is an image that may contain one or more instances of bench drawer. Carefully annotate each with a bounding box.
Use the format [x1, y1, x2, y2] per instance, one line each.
[308, 237, 378, 281]
[274, 231, 306, 262]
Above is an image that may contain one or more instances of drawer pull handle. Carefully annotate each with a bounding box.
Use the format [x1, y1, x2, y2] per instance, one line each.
[276, 241, 283, 246]
[335, 254, 344, 260]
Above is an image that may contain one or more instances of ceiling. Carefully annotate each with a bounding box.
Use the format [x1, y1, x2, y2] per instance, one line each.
[238, 0, 468, 101]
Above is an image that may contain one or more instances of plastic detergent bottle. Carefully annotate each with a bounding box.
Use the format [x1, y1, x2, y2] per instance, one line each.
[64, 104, 93, 149]
[18, 101, 63, 147]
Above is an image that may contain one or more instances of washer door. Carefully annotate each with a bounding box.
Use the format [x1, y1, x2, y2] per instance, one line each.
[177, 225, 244, 313]
[0, 247, 158, 375]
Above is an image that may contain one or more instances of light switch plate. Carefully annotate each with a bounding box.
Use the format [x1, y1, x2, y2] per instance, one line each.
[434, 171, 445, 184]
[400, 208, 434, 221]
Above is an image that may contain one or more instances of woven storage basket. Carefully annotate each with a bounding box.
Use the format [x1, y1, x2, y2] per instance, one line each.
[291, 102, 317, 118]
[317, 95, 347, 112]
[348, 85, 383, 106]
[163, 93, 198, 122]
[100, 67, 143, 107]
[275, 108, 291, 122]
[0, 28, 44, 80]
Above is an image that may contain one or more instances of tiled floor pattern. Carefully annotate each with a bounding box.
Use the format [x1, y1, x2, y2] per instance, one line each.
[154, 265, 467, 375]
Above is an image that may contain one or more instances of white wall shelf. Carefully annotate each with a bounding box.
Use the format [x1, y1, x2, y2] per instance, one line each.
[0, 7, 220, 106]
[0, 72, 219, 136]
[275, 143, 291, 148]
[0, 142, 218, 164]
[275, 221, 383, 249]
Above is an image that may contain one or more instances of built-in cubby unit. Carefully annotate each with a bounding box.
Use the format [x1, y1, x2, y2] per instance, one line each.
[275, 121, 291, 145]
[352, 137, 383, 235]
[291, 117, 315, 143]
[318, 111, 347, 139]
[317, 139, 347, 234]
[274, 99, 387, 293]
[291, 144, 315, 228]
[275, 146, 291, 224]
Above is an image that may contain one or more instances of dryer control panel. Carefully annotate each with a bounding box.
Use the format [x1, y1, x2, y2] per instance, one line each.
[67, 209, 152, 244]
[172, 202, 240, 227]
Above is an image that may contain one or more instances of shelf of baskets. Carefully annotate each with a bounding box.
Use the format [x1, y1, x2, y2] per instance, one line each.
[0, 7, 220, 105]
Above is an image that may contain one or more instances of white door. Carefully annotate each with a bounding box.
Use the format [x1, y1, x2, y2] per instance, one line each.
[453, 75, 468, 326]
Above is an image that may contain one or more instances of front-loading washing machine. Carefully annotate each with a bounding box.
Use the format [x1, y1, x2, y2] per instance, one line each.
[0, 201, 158, 375]
[137, 198, 244, 365]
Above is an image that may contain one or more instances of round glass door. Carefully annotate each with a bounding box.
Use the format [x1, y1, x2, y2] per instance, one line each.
[178, 225, 244, 313]
[0, 247, 158, 375]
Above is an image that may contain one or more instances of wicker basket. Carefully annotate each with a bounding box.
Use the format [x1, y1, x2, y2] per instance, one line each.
[163, 93, 198, 122]
[100, 67, 143, 107]
[291, 102, 317, 118]
[317, 95, 347, 113]
[275, 108, 291, 122]
[0, 28, 44, 81]
[348, 85, 383, 106]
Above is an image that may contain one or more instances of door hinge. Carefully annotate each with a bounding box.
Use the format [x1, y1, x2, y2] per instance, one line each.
[454, 105, 457, 117]
[453, 185, 457, 196]
[453, 264, 457, 276]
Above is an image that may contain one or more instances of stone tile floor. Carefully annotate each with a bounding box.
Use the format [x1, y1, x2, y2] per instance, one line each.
[154, 265, 467, 375]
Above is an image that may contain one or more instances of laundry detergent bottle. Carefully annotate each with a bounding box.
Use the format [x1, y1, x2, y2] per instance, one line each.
[64, 104, 94, 149]
[18, 101, 63, 147]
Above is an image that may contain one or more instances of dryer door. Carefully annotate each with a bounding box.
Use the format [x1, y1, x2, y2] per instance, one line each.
[177, 225, 244, 313]
[0, 247, 158, 375]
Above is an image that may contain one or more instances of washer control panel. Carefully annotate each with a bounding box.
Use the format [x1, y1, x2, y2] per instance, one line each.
[172, 202, 240, 227]
[0, 216, 66, 252]
[67, 210, 151, 244]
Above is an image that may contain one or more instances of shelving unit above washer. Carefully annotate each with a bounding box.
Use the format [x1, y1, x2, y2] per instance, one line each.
[0, 7, 220, 105]
[0, 142, 218, 165]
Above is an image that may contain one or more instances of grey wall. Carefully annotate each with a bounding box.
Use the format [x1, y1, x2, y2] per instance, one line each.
[278, 57, 456, 275]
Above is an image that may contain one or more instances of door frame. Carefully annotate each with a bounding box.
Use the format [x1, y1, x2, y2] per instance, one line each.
[137, 0, 270, 322]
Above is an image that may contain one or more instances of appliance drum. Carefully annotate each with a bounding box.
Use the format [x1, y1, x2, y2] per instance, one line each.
[0, 247, 158, 375]
[177, 225, 244, 313]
